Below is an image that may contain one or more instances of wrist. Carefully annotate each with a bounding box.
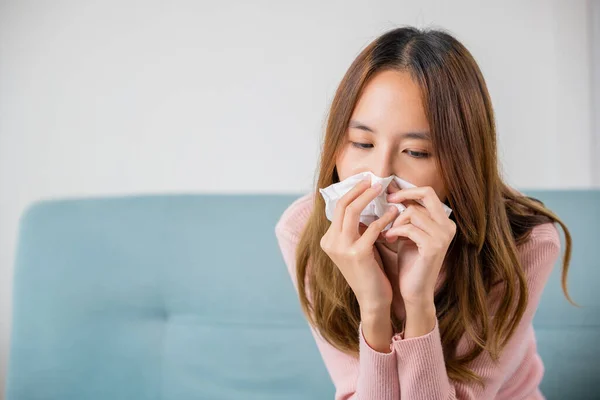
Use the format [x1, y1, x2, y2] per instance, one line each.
[404, 302, 437, 339]
[405, 302, 436, 318]
[360, 309, 394, 353]
[403, 292, 435, 310]
[360, 306, 390, 326]
[359, 299, 391, 319]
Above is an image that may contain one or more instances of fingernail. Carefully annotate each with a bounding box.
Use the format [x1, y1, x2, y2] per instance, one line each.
[372, 183, 382, 191]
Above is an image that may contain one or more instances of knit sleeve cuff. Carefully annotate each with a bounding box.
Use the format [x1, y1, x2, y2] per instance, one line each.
[356, 322, 400, 397]
[391, 318, 451, 398]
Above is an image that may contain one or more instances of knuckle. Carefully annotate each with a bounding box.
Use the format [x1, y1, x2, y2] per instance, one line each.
[346, 204, 359, 215]
[449, 221, 457, 232]
[448, 231, 456, 242]
[320, 234, 331, 250]
[446, 221, 456, 234]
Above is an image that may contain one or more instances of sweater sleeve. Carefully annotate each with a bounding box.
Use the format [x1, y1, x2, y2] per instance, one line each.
[390, 222, 561, 400]
[275, 226, 401, 400]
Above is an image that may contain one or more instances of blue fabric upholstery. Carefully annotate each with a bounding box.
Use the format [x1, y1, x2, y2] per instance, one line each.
[5, 191, 599, 399]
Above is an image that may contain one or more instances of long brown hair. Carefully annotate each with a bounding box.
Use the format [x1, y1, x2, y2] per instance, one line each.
[294, 26, 575, 384]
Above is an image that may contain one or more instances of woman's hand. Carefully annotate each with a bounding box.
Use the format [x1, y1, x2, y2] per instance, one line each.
[319, 178, 400, 316]
[384, 185, 456, 307]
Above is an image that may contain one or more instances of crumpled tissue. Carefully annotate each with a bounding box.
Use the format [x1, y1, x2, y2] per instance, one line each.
[319, 171, 453, 231]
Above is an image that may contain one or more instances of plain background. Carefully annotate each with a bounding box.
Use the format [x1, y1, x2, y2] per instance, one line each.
[0, 0, 598, 396]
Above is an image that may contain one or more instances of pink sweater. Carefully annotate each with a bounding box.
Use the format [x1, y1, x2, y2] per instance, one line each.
[274, 192, 561, 400]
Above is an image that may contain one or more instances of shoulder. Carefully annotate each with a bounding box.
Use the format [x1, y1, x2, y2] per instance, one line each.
[503, 185, 561, 264]
[518, 222, 561, 255]
[517, 221, 562, 277]
[487, 222, 562, 315]
[274, 192, 315, 243]
[274, 192, 316, 290]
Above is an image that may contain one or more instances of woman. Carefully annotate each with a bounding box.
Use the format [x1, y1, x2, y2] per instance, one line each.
[275, 26, 573, 400]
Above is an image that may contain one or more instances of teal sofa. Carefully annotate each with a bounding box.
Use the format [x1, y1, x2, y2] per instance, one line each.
[5, 191, 599, 399]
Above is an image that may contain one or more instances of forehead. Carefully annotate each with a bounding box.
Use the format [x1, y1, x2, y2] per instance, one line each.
[351, 69, 429, 133]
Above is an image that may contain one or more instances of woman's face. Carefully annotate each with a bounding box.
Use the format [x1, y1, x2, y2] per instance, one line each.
[336, 69, 447, 203]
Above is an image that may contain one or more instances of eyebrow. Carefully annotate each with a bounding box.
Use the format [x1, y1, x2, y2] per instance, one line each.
[348, 120, 431, 141]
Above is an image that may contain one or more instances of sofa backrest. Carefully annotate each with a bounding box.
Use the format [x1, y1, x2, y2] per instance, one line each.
[5, 191, 599, 399]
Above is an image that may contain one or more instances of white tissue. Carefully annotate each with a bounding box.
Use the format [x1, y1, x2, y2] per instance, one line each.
[319, 171, 453, 231]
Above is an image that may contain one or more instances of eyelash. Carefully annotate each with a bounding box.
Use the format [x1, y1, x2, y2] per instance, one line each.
[351, 142, 430, 159]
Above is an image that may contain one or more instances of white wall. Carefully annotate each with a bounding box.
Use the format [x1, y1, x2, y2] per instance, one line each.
[592, 0, 600, 186]
[0, 0, 594, 396]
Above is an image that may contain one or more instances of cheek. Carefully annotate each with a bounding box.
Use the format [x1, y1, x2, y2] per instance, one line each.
[425, 162, 446, 197]
[398, 172, 446, 200]
[334, 147, 348, 180]
[335, 144, 364, 180]
[428, 176, 447, 201]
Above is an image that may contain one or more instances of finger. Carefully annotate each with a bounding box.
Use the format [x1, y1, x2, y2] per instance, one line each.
[386, 205, 440, 239]
[387, 186, 447, 224]
[358, 206, 399, 246]
[342, 182, 384, 234]
[385, 223, 429, 246]
[386, 179, 401, 195]
[331, 178, 371, 232]
[386, 200, 429, 231]
[359, 222, 388, 241]
[387, 216, 409, 236]
[386, 207, 411, 233]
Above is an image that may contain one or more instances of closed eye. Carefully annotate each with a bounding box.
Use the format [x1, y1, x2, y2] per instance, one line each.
[351, 142, 373, 150]
[406, 150, 430, 159]
[351, 142, 430, 159]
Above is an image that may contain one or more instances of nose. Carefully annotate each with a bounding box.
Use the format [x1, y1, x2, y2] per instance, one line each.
[372, 169, 393, 179]
[371, 153, 394, 178]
